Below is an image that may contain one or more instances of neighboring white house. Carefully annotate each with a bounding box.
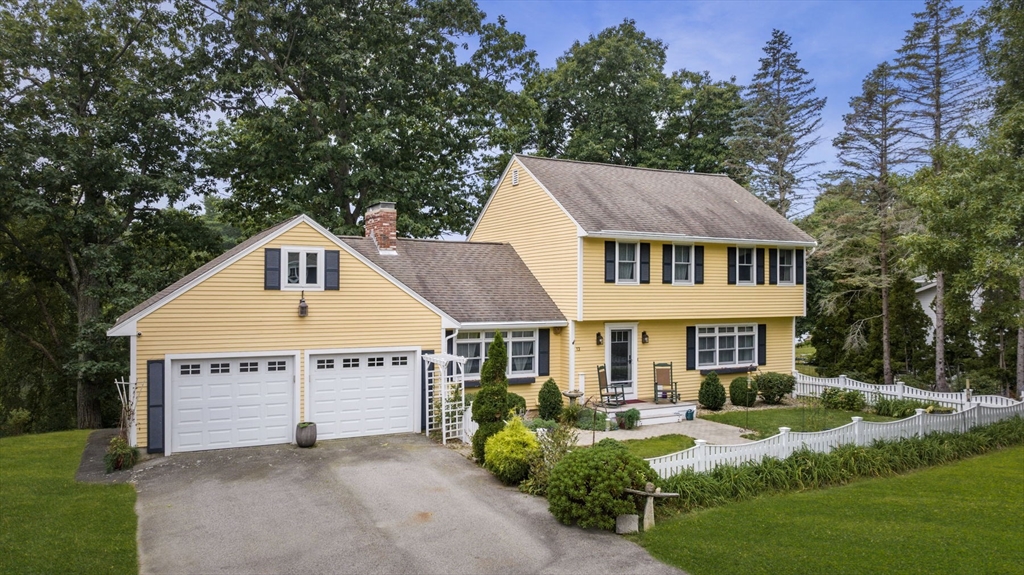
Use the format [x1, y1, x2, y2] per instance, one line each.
[914, 275, 984, 346]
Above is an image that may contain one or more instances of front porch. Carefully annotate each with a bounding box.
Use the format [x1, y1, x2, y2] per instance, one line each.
[603, 401, 699, 427]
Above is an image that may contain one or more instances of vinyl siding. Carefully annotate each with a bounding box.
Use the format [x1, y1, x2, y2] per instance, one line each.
[573, 317, 794, 402]
[582, 239, 804, 320]
[501, 327, 568, 411]
[133, 222, 442, 449]
[470, 159, 579, 318]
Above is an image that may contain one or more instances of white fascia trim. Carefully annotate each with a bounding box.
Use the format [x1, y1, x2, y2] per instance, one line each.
[458, 321, 567, 330]
[107, 216, 310, 336]
[468, 156, 587, 239]
[107, 214, 460, 336]
[587, 230, 817, 248]
[163, 349, 302, 456]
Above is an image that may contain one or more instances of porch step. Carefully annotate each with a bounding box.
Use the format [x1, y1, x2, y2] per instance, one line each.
[607, 402, 697, 426]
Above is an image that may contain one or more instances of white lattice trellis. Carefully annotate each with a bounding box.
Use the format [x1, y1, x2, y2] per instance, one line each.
[423, 353, 467, 444]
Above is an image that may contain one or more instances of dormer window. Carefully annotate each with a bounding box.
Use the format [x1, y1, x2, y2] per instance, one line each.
[282, 247, 324, 290]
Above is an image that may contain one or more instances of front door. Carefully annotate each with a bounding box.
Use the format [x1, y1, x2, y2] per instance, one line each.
[609, 328, 633, 395]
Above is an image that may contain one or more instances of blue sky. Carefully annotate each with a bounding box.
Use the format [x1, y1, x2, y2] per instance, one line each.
[477, 0, 984, 217]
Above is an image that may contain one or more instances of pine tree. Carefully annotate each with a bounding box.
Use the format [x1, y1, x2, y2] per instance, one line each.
[897, 0, 988, 390]
[729, 29, 826, 217]
[830, 62, 914, 385]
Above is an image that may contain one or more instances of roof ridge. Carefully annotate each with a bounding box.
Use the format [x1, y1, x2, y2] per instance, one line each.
[339, 236, 508, 246]
[515, 154, 732, 178]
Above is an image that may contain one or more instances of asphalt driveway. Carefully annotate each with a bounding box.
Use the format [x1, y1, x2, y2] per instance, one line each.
[132, 434, 684, 575]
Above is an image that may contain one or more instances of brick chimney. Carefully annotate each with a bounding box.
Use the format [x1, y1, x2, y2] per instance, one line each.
[364, 202, 398, 253]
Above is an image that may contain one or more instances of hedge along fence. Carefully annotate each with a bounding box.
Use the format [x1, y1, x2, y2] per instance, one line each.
[793, 373, 1021, 411]
[645, 402, 1024, 479]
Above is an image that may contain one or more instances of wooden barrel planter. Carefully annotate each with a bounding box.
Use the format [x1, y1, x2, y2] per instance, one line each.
[296, 422, 317, 448]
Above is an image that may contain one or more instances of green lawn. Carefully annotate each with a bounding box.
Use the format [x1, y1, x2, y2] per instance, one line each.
[0, 431, 138, 574]
[637, 446, 1024, 575]
[701, 406, 897, 439]
[795, 342, 818, 376]
[621, 434, 695, 459]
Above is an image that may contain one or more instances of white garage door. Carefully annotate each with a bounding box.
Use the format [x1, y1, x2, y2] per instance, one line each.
[309, 351, 416, 440]
[171, 356, 294, 453]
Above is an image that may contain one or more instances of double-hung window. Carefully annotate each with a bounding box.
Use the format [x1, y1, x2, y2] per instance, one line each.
[282, 247, 324, 290]
[737, 247, 755, 285]
[617, 243, 638, 284]
[673, 245, 693, 284]
[456, 330, 537, 379]
[778, 249, 795, 284]
[697, 325, 756, 368]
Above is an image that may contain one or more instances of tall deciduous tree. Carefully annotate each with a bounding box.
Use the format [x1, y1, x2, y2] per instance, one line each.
[729, 29, 826, 217]
[897, 0, 988, 390]
[830, 62, 914, 385]
[0, 0, 216, 428]
[205, 0, 535, 237]
[525, 20, 743, 175]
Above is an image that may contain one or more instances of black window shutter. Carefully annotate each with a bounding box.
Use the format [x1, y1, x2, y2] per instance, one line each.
[538, 329, 550, 376]
[727, 247, 737, 285]
[639, 243, 651, 284]
[662, 244, 673, 284]
[325, 250, 340, 290]
[758, 324, 767, 366]
[769, 249, 778, 285]
[694, 246, 704, 284]
[264, 248, 281, 290]
[796, 249, 805, 285]
[147, 360, 165, 454]
[605, 241, 616, 283]
[686, 326, 696, 370]
[756, 248, 765, 285]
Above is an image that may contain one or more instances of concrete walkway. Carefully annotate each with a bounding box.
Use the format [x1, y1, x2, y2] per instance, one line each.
[577, 417, 753, 447]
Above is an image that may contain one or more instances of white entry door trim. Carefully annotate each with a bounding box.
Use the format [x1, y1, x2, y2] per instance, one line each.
[164, 349, 301, 456]
[604, 323, 639, 401]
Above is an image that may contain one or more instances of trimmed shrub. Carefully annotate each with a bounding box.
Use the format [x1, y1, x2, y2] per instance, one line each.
[537, 378, 564, 420]
[698, 372, 726, 410]
[757, 372, 796, 404]
[547, 438, 660, 530]
[820, 387, 866, 411]
[104, 436, 139, 473]
[617, 408, 641, 430]
[473, 421, 504, 463]
[729, 376, 758, 407]
[471, 332, 509, 463]
[506, 392, 527, 417]
[484, 417, 541, 485]
[520, 422, 579, 496]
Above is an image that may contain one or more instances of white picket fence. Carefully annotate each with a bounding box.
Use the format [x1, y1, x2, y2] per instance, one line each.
[793, 373, 1021, 411]
[645, 401, 1024, 479]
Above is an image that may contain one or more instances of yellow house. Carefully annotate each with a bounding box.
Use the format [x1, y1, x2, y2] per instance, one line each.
[109, 155, 815, 455]
[470, 155, 816, 405]
[107, 206, 565, 455]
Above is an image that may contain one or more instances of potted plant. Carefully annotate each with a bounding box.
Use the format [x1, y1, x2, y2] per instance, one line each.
[296, 421, 317, 448]
[617, 408, 641, 430]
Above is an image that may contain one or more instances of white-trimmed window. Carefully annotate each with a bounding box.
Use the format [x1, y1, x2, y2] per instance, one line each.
[737, 247, 755, 285]
[456, 330, 537, 378]
[616, 242, 639, 284]
[673, 245, 693, 284]
[282, 247, 324, 290]
[697, 325, 756, 368]
[778, 249, 795, 284]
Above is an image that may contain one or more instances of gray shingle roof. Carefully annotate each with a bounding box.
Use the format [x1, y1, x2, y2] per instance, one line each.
[515, 155, 816, 244]
[340, 237, 565, 324]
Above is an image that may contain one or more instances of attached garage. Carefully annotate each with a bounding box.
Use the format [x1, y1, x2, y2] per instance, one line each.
[170, 355, 296, 453]
[308, 350, 417, 440]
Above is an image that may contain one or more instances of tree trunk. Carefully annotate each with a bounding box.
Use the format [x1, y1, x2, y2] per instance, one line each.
[880, 229, 893, 386]
[934, 271, 949, 391]
[1018, 275, 1023, 397]
[76, 271, 103, 429]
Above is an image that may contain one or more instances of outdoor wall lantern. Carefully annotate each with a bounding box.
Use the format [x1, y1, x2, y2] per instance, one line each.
[298, 291, 309, 317]
[596, 332, 604, 346]
[642, 331, 649, 344]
